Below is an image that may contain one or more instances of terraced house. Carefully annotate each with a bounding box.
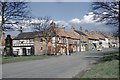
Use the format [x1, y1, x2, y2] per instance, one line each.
[12, 22, 80, 56]
[12, 22, 119, 56]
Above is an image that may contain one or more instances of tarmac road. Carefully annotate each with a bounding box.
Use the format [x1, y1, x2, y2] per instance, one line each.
[2, 48, 118, 78]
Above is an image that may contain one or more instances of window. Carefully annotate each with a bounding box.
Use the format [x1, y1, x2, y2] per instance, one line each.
[30, 39, 33, 43]
[28, 49, 30, 54]
[21, 41, 24, 44]
[63, 38, 64, 42]
[40, 39, 43, 42]
[40, 47, 43, 50]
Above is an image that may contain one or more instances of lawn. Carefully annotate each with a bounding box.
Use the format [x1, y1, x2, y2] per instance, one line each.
[2, 55, 58, 64]
[82, 52, 119, 78]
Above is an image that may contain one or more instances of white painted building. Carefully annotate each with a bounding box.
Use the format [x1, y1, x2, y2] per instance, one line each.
[12, 32, 39, 56]
[13, 39, 34, 55]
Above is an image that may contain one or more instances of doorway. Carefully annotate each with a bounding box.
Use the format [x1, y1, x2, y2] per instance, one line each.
[22, 48, 27, 56]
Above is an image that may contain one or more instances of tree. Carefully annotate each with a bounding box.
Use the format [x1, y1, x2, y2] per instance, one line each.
[0, 1, 29, 32]
[0, 1, 29, 55]
[91, 1, 119, 34]
[31, 17, 57, 55]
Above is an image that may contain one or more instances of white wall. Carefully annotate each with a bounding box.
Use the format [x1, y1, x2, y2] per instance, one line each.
[13, 47, 32, 55]
[104, 38, 109, 48]
[13, 47, 22, 55]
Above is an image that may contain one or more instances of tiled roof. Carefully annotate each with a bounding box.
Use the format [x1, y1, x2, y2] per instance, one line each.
[55, 28, 70, 38]
[14, 32, 40, 39]
[96, 32, 105, 40]
[84, 31, 99, 40]
[55, 27, 80, 39]
[66, 32, 80, 40]
[74, 30, 88, 41]
[74, 30, 87, 36]
[103, 34, 114, 39]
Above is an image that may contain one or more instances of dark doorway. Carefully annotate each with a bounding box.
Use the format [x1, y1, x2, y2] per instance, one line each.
[85, 44, 88, 51]
[93, 43, 97, 48]
[30, 47, 34, 55]
[22, 48, 27, 56]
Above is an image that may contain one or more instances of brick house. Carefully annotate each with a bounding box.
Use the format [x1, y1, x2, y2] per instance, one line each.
[47, 25, 80, 55]
[12, 25, 80, 55]
[74, 27, 89, 51]
[12, 22, 118, 55]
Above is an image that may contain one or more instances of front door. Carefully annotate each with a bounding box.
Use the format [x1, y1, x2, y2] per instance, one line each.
[85, 44, 88, 51]
[22, 48, 27, 56]
[48, 46, 51, 55]
[30, 47, 34, 55]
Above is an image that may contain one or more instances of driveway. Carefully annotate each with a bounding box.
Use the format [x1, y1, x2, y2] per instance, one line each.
[2, 48, 118, 78]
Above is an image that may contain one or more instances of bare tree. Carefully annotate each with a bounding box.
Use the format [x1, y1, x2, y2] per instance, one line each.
[91, 1, 119, 35]
[0, 1, 29, 32]
[0, 1, 30, 55]
[31, 17, 57, 55]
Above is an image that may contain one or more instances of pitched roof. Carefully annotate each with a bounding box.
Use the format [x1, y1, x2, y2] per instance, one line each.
[74, 30, 87, 36]
[96, 32, 105, 40]
[66, 32, 80, 40]
[84, 31, 99, 40]
[74, 30, 88, 41]
[55, 27, 80, 39]
[14, 32, 40, 39]
[103, 34, 114, 39]
[55, 27, 70, 38]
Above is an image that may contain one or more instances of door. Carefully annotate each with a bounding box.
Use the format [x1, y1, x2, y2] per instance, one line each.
[30, 47, 34, 55]
[48, 46, 51, 55]
[85, 44, 88, 51]
[22, 48, 27, 56]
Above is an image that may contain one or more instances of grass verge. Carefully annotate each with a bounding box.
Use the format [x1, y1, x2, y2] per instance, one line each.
[2, 55, 58, 64]
[82, 60, 119, 78]
[82, 52, 119, 78]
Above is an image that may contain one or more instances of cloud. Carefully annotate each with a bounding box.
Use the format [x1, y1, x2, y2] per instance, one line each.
[69, 18, 81, 25]
[80, 12, 95, 23]
[69, 12, 95, 25]
[67, 12, 118, 33]
[5, 11, 117, 36]
[54, 20, 68, 27]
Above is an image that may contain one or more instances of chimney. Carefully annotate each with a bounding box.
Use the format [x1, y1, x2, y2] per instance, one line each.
[50, 21, 56, 27]
[85, 29, 88, 32]
[59, 24, 65, 31]
[19, 27, 23, 33]
[70, 26, 75, 32]
[80, 26, 83, 31]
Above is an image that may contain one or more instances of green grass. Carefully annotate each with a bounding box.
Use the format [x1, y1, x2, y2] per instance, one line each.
[82, 60, 119, 78]
[0, 54, 1, 64]
[2, 55, 58, 64]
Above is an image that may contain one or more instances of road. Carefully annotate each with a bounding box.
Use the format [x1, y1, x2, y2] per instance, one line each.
[2, 48, 118, 78]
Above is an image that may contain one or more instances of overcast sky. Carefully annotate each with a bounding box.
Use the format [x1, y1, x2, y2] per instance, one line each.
[5, 2, 118, 36]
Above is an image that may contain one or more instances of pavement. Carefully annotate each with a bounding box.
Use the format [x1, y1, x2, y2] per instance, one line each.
[2, 48, 119, 78]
